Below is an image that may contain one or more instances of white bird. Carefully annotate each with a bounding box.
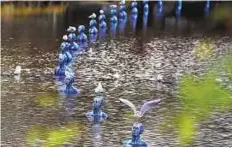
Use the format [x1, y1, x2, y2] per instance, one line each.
[63, 35, 68, 41]
[99, 10, 104, 14]
[14, 66, 21, 75]
[89, 13, 97, 19]
[95, 82, 104, 93]
[67, 26, 76, 32]
[110, 5, 117, 8]
[119, 98, 161, 117]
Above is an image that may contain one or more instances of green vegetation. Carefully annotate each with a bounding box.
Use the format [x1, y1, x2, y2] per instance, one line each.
[162, 51, 232, 145]
[26, 122, 83, 147]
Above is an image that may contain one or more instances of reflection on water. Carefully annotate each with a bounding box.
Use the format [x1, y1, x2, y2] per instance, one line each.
[1, 1, 232, 147]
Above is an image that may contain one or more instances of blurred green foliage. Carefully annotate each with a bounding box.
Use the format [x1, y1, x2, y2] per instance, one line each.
[25, 122, 83, 147]
[35, 93, 59, 107]
[162, 52, 232, 145]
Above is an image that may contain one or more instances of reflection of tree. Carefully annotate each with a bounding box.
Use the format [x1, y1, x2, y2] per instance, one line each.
[25, 122, 83, 147]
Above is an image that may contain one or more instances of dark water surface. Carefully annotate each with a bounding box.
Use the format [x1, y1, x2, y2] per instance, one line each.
[1, 2, 232, 147]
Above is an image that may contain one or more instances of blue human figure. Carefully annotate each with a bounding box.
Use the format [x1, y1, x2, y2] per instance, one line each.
[99, 10, 107, 29]
[143, 0, 149, 15]
[54, 54, 73, 79]
[61, 71, 80, 96]
[110, 5, 118, 24]
[131, 1, 138, 16]
[119, 18, 127, 36]
[89, 34, 98, 43]
[156, 0, 163, 20]
[89, 13, 98, 35]
[124, 123, 148, 147]
[143, 12, 148, 30]
[60, 36, 72, 65]
[77, 25, 88, 48]
[67, 26, 79, 52]
[99, 27, 106, 40]
[204, 0, 210, 16]
[110, 22, 117, 38]
[131, 7, 137, 34]
[175, 0, 182, 19]
[119, 2, 127, 20]
[86, 96, 108, 121]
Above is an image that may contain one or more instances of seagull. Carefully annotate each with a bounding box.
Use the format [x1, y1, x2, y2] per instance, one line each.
[63, 35, 68, 41]
[89, 13, 97, 19]
[110, 5, 117, 8]
[14, 66, 21, 75]
[95, 82, 104, 93]
[67, 26, 76, 32]
[99, 10, 104, 14]
[119, 98, 161, 117]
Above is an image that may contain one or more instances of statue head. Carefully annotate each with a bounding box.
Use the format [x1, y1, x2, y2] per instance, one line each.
[131, 1, 138, 8]
[78, 25, 85, 33]
[60, 42, 66, 51]
[93, 96, 104, 111]
[89, 19, 97, 28]
[58, 54, 65, 64]
[68, 33, 76, 42]
[132, 123, 144, 137]
[65, 71, 74, 86]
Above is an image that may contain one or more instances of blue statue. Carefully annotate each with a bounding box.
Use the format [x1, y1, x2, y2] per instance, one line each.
[89, 13, 98, 35]
[110, 22, 117, 38]
[119, 18, 127, 35]
[131, 1, 138, 16]
[131, 9, 137, 33]
[143, 12, 148, 30]
[86, 96, 108, 121]
[119, 2, 127, 20]
[67, 26, 79, 52]
[204, 0, 210, 16]
[54, 54, 73, 78]
[110, 5, 118, 24]
[156, 0, 163, 19]
[175, 0, 182, 18]
[90, 34, 98, 43]
[99, 27, 106, 40]
[60, 35, 72, 65]
[143, 0, 149, 15]
[124, 123, 148, 147]
[77, 25, 88, 48]
[61, 71, 80, 95]
[99, 10, 107, 29]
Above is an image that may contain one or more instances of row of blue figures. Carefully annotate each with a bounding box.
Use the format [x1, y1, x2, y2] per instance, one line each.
[124, 123, 148, 147]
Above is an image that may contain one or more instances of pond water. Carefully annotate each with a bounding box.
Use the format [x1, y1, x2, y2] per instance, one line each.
[1, 2, 232, 147]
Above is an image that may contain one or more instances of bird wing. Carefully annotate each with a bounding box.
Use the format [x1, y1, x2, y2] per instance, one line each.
[139, 99, 161, 117]
[119, 98, 137, 114]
